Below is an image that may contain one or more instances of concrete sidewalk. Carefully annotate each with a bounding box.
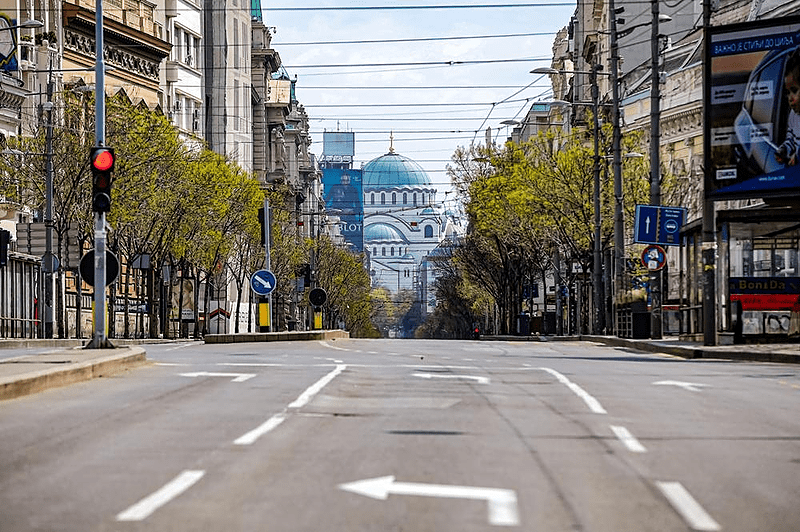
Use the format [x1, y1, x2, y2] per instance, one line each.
[483, 334, 800, 364]
[0, 345, 147, 401]
[586, 335, 800, 364]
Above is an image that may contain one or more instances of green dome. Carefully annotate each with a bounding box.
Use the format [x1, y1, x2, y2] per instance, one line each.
[363, 152, 432, 190]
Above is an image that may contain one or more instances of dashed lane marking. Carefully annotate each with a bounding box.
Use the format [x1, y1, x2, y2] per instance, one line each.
[116, 470, 205, 522]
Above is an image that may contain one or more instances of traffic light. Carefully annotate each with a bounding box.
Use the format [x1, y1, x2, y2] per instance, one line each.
[0, 229, 9, 267]
[90, 146, 115, 212]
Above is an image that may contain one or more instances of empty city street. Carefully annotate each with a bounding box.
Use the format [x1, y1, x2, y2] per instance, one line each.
[1, 339, 798, 531]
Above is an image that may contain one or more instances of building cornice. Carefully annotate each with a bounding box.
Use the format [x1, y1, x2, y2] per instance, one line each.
[63, 4, 170, 85]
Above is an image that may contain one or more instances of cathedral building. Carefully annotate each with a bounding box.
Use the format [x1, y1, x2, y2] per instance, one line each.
[362, 142, 450, 294]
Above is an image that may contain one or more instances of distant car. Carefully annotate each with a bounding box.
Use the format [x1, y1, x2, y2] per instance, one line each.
[733, 47, 794, 177]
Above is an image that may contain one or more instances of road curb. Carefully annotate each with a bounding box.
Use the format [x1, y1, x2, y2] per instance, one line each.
[580, 335, 800, 364]
[0, 347, 147, 401]
[481, 334, 800, 364]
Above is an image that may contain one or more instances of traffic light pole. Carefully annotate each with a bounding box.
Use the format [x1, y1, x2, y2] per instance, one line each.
[86, 0, 112, 348]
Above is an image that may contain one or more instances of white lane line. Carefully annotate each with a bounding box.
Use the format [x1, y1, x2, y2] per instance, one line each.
[320, 340, 349, 351]
[413, 372, 490, 385]
[288, 364, 347, 409]
[179, 371, 256, 382]
[116, 470, 205, 522]
[234, 413, 288, 445]
[234, 364, 347, 445]
[610, 425, 647, 453]
[539, 367, 607, 414]
[656, 481, 721, 531]
[165, 343, 193, 351]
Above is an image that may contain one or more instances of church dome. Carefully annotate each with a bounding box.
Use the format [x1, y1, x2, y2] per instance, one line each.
[364, 222, 408, 242]
[363, 151, 432, 190]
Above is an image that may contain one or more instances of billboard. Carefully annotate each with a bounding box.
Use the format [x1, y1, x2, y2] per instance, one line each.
[323, 132, 355, 163]
[0, 15, 20, 73]
[322, 168, 363, 251]
[706, 17, 800, 200]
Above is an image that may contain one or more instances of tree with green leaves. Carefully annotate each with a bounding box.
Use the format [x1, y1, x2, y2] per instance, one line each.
[442, 124, 652, 335]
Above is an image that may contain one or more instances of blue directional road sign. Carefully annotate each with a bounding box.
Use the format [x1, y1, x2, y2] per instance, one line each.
[250, 269, 276, 296]
[634, 205, 686, 246]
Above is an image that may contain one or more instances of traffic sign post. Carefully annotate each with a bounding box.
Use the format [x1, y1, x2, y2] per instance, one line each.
[251, 269, 276, 332]
[79, 249, 119, 287]
[250, 269, 276, 296]
[641, 244, 667, 271]
[309, 288, 327, 330]
[634, 205, 686, 246]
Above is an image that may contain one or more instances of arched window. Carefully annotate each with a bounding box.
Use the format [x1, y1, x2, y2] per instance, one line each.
[424, 225, 433, 238]
[412, 193, 417, 205]
[391, 247, 395, 256]
[373, 247, 377, 256]
[403, 193, 407, 204]
[382, 247, 386, 256]
[421, 194, 426, 204]
[392, 193, 396, 205]
[381, 193, 386, 205]
[370, 193, 375, 205]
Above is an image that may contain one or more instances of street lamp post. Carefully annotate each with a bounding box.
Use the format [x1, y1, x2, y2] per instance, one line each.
[532, 66, 610, 335]
[590, 64, 604, 335]
[609, 0, 625, 337]
[648, 3, 672, 340]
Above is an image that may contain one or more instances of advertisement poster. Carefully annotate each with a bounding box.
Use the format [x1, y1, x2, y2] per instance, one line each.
[706, 17, 800, 200]
[322, 168, 363, 251]
[0, 15, 20, 73]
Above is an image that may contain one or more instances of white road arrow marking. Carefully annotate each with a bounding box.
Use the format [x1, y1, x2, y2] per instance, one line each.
[179, 371, 256, 383]
[413, 372, 490, 384]
[654, 380, 709, 392]
[338, 475, 519, 527]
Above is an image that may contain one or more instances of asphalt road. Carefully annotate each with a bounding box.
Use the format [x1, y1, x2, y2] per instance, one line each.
[1, 338, 798, 531]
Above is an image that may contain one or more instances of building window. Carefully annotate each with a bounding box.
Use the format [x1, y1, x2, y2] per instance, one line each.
[381, 193, 386, 205]
[391, 247, 395, 256]
[371, 193, 375, 205]
[413, 193, 417, 205]
[382, 247, 386, 256]
[373, 247, 377, 256]
[403, 193, 407, 204]
[425, 225, 433, 238]
[233, 20, 239, 69]
[421, 194, 425, 204]
[392, 193, 396, 204]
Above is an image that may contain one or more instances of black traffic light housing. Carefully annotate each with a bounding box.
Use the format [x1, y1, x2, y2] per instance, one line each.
[0, 229, 9, 267]
[90, 146, 115, 212]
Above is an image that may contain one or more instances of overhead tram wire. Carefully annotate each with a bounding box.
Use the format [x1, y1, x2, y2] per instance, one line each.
[264, 3, 576, 11]
[299, 85, 539, 90]
[275, 31, 555, 46]
[161, 1, 595, 14]
[285, 57, 549, 70]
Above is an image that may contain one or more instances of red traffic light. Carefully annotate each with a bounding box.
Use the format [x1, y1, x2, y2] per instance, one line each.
[91, 148, 114, 172]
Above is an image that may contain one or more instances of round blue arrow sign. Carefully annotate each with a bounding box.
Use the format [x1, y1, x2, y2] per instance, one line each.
[250, 269, 276, 296]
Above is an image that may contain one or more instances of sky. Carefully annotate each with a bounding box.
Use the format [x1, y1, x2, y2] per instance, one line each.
[260, 1, 578, 200]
